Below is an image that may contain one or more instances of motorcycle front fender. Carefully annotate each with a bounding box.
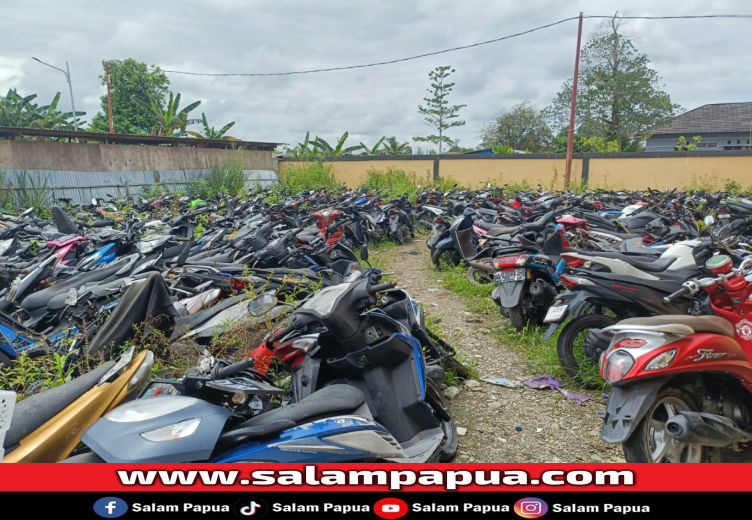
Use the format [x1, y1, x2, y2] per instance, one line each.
[435, 237, 456, 251]
[600, 376, 672, 444]
[497, 279, 525, 308]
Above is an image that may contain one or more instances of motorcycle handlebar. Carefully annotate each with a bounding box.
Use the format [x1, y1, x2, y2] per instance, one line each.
[211, 357, 255, 380]
[367, 281, 396, 295]
[268, 323, 295, 348]
[663, 285, 690, 304]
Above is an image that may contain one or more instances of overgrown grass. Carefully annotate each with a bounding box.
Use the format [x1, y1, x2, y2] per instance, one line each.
[360, 167, 465, 203]
[278, 161, 340, 193]
[205, 157, 248, 197]
[433, 262, 608, 391]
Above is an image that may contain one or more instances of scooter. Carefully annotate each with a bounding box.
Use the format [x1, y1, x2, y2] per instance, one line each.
[598, 254, 752, 462]
[0, 347, 154, 463]
[69, 275, 457, 463]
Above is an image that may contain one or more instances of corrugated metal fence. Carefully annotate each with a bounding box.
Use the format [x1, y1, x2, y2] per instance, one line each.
[0, 169, 278, 206]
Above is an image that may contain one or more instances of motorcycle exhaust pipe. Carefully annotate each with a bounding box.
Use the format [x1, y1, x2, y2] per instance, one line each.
[469, 260, 495, 274]
[665, 411, 744, 447]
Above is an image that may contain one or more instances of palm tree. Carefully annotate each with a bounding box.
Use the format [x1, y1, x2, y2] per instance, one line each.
[359, 136, 385, 155]
[381, 136, 412, 155]
[187, 112, 235, 140]
[313, 132, 362, 156]
[135, 92, 200, 137]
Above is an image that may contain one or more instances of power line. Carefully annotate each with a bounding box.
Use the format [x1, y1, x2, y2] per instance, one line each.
[161, 14, 752, 78]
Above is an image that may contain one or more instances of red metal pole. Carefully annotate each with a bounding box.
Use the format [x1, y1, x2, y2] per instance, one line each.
[564, 12, 583, 189]
[106, 61, 115, 134]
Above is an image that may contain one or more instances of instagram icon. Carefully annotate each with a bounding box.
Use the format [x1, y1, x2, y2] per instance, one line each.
[514, 497, 549, 518]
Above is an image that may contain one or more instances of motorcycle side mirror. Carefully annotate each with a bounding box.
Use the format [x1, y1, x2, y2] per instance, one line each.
[360, 244, 369, 262]
[17, 207, 34, 221]
[106, 193, 113, 198]
[247, 293, 278, 317]
[704, 215, 715, 227]
[91, 198, 98, 205]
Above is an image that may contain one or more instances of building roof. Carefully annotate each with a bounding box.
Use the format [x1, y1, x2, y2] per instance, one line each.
[649, 102, 752, 135]
[0, 126, 283, 150]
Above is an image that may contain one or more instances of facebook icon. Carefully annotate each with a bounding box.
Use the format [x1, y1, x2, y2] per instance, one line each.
[93, 497, 129, 518]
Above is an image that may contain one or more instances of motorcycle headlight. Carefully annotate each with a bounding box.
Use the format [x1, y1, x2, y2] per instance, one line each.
[644, 349, 677, 372]
[605, 350, 634, 384]
[106, 396, 198, 422]
[140, 418, 202, 442]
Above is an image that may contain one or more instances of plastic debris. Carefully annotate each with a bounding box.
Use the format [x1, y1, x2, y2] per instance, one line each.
[481, 375, 524, 388]
[536, 428, 543, 433]
[522, 375, 606, 406]
[428, 288, 439, 292]
[590, 454, 605, 462]
[603, 393, 609, 399]
[429, 302, 439, 307]
[515, 426, 523, 432]
[457, 427, 468, 436]
[464, 380, 481, 389]
[444, 386, 462, 399]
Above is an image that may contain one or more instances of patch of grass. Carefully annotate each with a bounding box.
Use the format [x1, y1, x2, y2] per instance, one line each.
[206, 157, 248, 197]
[432, 262, 608, 391]
[278, 161, 340, 193]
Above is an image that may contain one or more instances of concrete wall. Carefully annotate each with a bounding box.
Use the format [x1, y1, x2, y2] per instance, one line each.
[279, 151, 752, 190]
[0, 140, 272, 172]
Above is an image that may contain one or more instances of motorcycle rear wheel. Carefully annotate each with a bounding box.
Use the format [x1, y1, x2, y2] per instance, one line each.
[416, 216, 433, 235]
[431, 248, 461, 270]
[393, 227, 404, 244]
[466, 258, 494, 285]
[622, 388, 707, 463]
[557, 314, 616, 385]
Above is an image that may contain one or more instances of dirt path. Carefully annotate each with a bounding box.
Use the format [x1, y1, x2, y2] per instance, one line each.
[381, 239, 625, 463]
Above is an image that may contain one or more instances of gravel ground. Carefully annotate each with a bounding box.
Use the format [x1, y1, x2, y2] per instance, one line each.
[383, 239, 625, 463]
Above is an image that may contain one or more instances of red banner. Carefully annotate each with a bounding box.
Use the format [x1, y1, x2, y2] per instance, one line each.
[1, 463, 749, 492]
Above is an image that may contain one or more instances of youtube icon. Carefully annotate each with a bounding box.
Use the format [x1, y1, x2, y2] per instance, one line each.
[374, 498, 408, 519]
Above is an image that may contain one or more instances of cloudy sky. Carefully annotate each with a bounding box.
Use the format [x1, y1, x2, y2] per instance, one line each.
[2, 1, 750, 149]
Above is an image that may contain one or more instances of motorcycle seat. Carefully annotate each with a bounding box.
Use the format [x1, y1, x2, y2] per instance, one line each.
[3, 360, 116, 449]
[237, 384, 366, 429]
[612, 315, 734, 338]
[20, 262, 126, 310]
[587, 251, 677, 272]
[474, 220, 520, 236]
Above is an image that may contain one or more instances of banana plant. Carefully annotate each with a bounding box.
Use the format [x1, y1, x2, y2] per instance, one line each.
[491, 143, 514, 154]
[314, 132, 362, 156]
[187, 112, 235, 140]
[135, 92, 201, 137]
[359, 136, 385, 155]
[0, 89, 84, 131]
[381, 136, 412, 155]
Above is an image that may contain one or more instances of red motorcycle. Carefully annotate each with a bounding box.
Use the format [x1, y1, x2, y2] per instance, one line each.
[599, 254, 752, 462]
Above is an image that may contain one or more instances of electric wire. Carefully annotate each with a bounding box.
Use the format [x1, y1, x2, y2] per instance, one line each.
[160, 14, 752, 78]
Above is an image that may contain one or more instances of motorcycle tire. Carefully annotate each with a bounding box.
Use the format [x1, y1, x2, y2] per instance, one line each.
[556, 314, 616, 384]
[416, 216, 433, 235]
[393, 227, 404, 244]
[431, 248, 460, 270]
[622, 387, 708, 463]
[426, 378, 458, 462]
[466, 258, 494, 285]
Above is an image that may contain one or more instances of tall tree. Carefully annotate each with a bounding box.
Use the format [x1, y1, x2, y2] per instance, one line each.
[478, 101, 551, 152]
[413, 66, 466, 154]
[544, 15, 680, 149]
[89, 59, 170, 134]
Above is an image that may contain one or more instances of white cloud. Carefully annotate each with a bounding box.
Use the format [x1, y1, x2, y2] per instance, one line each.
[4, 1, 751, 148]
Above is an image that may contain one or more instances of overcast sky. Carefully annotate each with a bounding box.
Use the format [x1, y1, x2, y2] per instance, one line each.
[2, 1, 750, 149]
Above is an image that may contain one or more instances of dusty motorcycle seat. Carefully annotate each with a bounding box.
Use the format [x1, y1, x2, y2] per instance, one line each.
[3, 360, 116, 450]
[20, 262, 126, 310]
[583, 251, 678, 272]
[237, 385, 365, 428]
[474, 220, 520, 236]
[614, 315, 734, 338]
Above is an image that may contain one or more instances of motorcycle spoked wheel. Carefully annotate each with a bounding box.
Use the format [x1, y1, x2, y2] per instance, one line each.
[622, 387, 708, 463]
[466, 258, 494, 285]
[431, 248, 461, 270]
[556, 314, 616, 386]
[425, 378, 459, 462]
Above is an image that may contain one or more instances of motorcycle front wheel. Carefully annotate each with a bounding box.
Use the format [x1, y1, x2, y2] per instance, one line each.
[622, 387, 707, 463]
[431, 248, 461, 269]
[556, 314, 616, 385]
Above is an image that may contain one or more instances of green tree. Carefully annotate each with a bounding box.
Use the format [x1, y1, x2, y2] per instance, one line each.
[479, 101, 551, 152]
[0, 89, 85, 130]
[381, 136, 412, 155]
[312, 132, 361, 156]
[413, 66, 466, 154]
[89, 59, 170, 134]
[359, 136, 385, 155]
[187, 112, 235, 140]
[446, 139, 473, 153]
[544, 15, 680, 149]
[134, 92, 200, 137]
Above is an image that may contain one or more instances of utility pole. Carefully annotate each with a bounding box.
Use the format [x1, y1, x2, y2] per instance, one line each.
[564, 12, 583, 189]
[106, 61, 115, 134]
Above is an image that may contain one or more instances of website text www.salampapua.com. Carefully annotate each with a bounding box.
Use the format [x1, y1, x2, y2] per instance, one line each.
[117, 467, 634, 490]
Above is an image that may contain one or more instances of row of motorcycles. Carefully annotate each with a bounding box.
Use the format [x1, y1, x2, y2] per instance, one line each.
[0, 186, 462, 463]
[425, 184, 752, 462]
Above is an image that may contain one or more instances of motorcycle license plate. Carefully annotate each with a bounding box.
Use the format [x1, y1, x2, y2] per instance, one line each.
[544, 304, 568, 323]
[494, 268, 525, 283]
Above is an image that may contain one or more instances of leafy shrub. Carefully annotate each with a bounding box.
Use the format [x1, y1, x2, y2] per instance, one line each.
[277, 161, 339, 193]
[206, 158, 248, 197]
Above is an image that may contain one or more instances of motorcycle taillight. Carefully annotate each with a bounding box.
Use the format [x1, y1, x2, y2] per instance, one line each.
[494, 255, 523, 270]
[274, 337, 316, 367]
[562, 255, 584, 268]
